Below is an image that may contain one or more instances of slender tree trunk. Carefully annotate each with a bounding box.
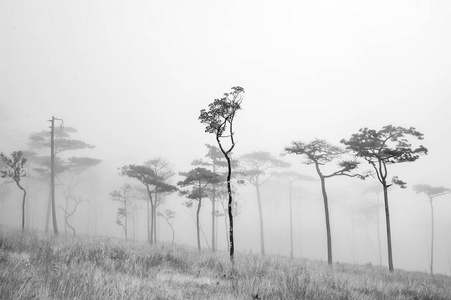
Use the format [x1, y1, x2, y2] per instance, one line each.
[50, 116, 59, 235]
[196, 198, 202, 252]
[212, 184, 216, 252]
[289, 181, 293, 259]
[383, 184, 394, 272]
[64, 198, 69, 234]
[146, 197, 151, 244]
[17, 183, 27, 232]
[169, 222, 175, 245]
[376, 194, 382, 266]
[255, 179, 265, 256]
[224, 215, 230, 250]
[352, 214, 356, 264]
[430, 199, 434, 276]
[45, 185, 51, 233]
[319, 176, 332, 265]
[124, 198, 128, 243]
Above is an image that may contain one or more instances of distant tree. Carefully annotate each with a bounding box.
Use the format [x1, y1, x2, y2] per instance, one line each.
[178, 167, 221, 252]
[284, 139, 363, 265]
[111, 183, 133, 242]
[29, 125, 95, 235]
[58, 157, 101, 236]
[239, 151, 291, 256]
[144, 158, 175, 244]
[199, 86, 243, 266]
[341, 125, 428, 272]
[413, 184, 451, 275]
[360, 182, 384, 266]
[273, 170, 316, 259]
[120, 164, 177, 245]
[158, 209, 176, 245]
[0, 151, 28, 231]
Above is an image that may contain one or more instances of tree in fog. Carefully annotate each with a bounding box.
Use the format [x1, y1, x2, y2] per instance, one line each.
[111, 183, 133, 242]
[192, 144, 237, 252]
[178, 167, 221, 252]
[144, 158, 175, 244]
[360, 182, 384, 265]
[0, 151, 28, 231]
[341, 125, 428, 272]
[158, 209, 176, 245]
[214, 182, 241, 250]
[239, 151, 291, 256]
[413, 184, 451, 275]
[120, 163, 177, 245]
[273, 170, 316, 259]
[58, 157, 101, 236]
[284, 139, 363, 265]
[29, 126, 95, 234]
[199, 86, 243, 266]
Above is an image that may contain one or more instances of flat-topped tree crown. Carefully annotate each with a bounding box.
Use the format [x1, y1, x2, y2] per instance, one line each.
[413, 184, 451, 197]
[341, 125, 427, 166]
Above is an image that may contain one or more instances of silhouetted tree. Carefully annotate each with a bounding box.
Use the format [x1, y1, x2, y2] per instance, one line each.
[178, 167, 221, 252]
[199, 86, 243, 266]
[158, 209, 176, 245]
[193, 144, 238, 252]
[284, 139, 363, 265]
[111, 183, 133, 242]
[239, 151, 291, 256]
[273, 170, 316, 259]
[120, 164, 177, 245]
[341, 125, 427, 272]
[0, 151, 27, 231]
[413, 184, 451, 275]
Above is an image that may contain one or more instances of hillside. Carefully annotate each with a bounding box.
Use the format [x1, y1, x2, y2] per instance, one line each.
[1, 229, 450, 300]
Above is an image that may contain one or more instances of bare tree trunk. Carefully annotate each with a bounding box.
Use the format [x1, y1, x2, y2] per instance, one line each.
[50, 117, 59, 235]
[430, 200, 434, 276]
[196, 198, 202, 252]
[319, 176, 332, 265]
[289, 181, 293, 259]
[383, 184, 394, 272]
[255, 180, 265, 256]
[212, 184, 216, 252]
[45, 185, 51, 233]
[18, 184, 27, 232]
[146, 197, 151, 244]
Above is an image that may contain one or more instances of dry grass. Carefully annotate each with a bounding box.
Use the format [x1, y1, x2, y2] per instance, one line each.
[1, 229, 450, 299]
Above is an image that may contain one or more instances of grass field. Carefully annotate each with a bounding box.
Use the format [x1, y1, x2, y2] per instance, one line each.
[1, 228, 450, 299]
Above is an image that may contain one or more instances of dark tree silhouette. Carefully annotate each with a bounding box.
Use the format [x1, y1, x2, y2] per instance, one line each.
[0, 151, 27, 231]
[239, 151, 291, 256]
[111, 183, 133, 242]
[284, 139, 363, 265]
[120, 164, 177, 245]
[193, 144, 237, 252]
[178, 167, 221, 252]
[199, 86, 243, 266]
[158, 209, 176, 245]
[341, 125, 427, 272]
[413, 184, 451, 275]
[273, 170, 316, 259]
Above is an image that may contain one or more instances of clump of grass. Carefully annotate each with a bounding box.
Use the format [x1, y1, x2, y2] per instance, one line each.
[1, 228, 451, 300]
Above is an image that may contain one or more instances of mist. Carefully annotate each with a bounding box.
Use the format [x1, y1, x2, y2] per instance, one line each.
[1, 0, 451, 277]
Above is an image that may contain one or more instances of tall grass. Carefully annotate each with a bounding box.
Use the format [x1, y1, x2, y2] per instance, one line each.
[1, 229, 450, 299]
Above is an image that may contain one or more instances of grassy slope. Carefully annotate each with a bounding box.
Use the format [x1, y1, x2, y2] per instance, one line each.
[1, 229, 450, 300]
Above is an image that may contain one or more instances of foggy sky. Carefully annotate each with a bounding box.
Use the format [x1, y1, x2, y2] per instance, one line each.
[1, 0, 451, 275]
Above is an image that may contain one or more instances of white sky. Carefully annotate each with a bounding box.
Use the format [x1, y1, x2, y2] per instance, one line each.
[1, 0, 451, 273]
